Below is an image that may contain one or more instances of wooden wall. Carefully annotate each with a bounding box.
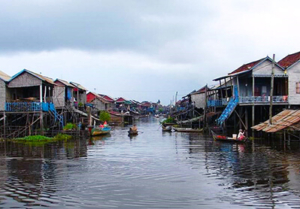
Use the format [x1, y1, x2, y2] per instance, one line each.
[53, 86, 65, 108]
[0, 80, 6, 111]
[8, 72, 42, 88]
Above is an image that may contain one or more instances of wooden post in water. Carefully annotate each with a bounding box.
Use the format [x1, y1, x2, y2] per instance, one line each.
[269, 54, 275, 125]
[252, 75, 255, 137]
[3, 111, 6, 139]
[204, 84, 208, 132]
[40, 84, 44, 135]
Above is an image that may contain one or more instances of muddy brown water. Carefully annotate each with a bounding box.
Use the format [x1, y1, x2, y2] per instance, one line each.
[1, 117, 300, 208]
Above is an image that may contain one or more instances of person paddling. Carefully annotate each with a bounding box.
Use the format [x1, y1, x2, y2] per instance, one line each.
[130, 124, 138, 132]
[237, 129, 245, 140]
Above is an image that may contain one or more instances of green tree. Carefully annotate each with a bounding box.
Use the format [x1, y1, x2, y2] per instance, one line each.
[99, 111, 111, 122]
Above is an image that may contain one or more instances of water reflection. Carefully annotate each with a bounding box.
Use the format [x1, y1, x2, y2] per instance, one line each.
[1, 120, 300, 208]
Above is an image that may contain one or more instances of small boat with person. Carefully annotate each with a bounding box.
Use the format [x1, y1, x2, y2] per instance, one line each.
[91, 126, 111, 136]
[91, 121, 111, 136]
[211, 130, 247, 143]
[128, 124, 138, 136]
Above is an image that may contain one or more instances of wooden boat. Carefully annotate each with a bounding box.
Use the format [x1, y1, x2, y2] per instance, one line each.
[128, 129, 138, 136]
[162, 125, 172, 132]
[91, 126, 111, 136]
[211, 130, 247, 143]
[173, 127, 203, 133]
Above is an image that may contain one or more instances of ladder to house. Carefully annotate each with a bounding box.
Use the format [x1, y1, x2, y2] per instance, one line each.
[216, 86, 239, 126]
[49, 103, 64, 128]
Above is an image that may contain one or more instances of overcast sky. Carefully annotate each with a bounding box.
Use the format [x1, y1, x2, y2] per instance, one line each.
[1, 0, 300, 104]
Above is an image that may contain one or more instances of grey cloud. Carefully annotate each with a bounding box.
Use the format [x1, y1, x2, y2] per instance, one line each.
[0, 0, 210, 57]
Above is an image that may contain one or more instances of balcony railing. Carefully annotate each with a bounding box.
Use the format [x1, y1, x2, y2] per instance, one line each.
[5, 102, 50, 112]
[239, 96, 288, 104]
[207, 98, 230, 107]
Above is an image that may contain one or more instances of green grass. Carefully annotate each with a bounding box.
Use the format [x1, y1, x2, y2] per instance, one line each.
[13, 133, 73, 143]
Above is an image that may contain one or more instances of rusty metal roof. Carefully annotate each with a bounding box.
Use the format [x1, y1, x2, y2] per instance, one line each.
[252, 109, 300, 133]
[0, 71, 11, 82]
[54, 79, 75, 87]
[10, 69, 55, 85]
[70, 82, 87, 91]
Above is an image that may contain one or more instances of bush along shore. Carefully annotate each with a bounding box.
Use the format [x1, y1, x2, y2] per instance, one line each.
[12, 133, 73, 142]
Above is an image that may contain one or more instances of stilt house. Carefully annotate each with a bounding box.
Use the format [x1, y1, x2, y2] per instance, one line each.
[86, 92, 114, 111]
[0, 71, 11, 111]
[6, 69, 56, 111]
[213, 56, 287, 129]
[70, 82, 87, 107]
[278, 51, 300, 106]
[5, 69, 64, 131]
[53, 79, 75, 108]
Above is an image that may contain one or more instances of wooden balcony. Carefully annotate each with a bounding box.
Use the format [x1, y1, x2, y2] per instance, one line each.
[239, 96, 288, 105]
[5, 102, 50, 112]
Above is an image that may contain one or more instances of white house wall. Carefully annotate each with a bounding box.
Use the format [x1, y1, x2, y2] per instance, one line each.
[288, 61, 300, 105]
[252, 60, 285, 76]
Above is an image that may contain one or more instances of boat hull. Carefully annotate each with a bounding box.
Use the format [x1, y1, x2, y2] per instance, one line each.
[91, 127, 111, 136]
[211, 130, 246, 143]
[173, 127, 203, 133]
[128, 130, 138, 135]
[162, 126, 172, 132]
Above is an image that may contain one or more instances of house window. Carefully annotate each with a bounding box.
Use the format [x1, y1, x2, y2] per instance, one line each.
[296, 82, 300, 94]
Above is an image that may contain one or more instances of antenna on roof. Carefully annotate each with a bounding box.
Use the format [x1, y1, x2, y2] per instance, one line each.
[40, 72, 42, 74]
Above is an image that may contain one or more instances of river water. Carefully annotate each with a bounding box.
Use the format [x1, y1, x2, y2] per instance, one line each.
[1, 117, 300, 208]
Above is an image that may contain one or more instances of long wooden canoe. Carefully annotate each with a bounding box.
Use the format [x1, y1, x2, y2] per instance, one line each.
[211, 130, 247, 143]
[128, 130, 138, 136]
[91, 126, 111, 136]
[173, 127, 203, 133]
[162, 126, 172, 132]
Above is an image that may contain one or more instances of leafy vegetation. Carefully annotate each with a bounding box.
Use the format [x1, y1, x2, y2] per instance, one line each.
[161, 116, 175, 124]
[13, 133, 72, 142]
[63, 123, 77, 130]
[16, 135, 52, 141]
[99, 111, 111, 122]
[78, 102, 84, 107]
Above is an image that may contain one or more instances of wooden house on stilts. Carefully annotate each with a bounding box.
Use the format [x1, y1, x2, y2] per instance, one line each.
[3, 69, 64, 138]
[212, 56, 288, 134]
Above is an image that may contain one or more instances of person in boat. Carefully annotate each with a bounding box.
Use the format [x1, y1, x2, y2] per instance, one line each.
[130, 124, 138, 132]
[237, 129, 245, 140]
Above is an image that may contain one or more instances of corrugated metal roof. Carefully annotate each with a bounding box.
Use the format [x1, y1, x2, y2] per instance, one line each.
[0, 71, 11, 82]
[10, 69, 55, 85]
[70, 82, 87, 91]
[278, 51, 300, 69]
[88, 92, 109, 104]
[252, 109, 300, 133]
[55, 79, 75, 87]
[229, 58, 264, 75]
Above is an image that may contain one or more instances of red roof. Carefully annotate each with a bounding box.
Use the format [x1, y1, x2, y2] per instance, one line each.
[87, 92, 109, 104]
[103, 95, 115, 102]
[116, 97, 126, 102]
[87, 92, 96, 103]
[278, 51, 300, 69]
[229, 58, 263, 75]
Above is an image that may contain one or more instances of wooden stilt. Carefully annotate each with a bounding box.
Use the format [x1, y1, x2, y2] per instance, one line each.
[3, 112, 6, 139]
[245, 107, 248, 135]
[234, 109, 247, 130]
